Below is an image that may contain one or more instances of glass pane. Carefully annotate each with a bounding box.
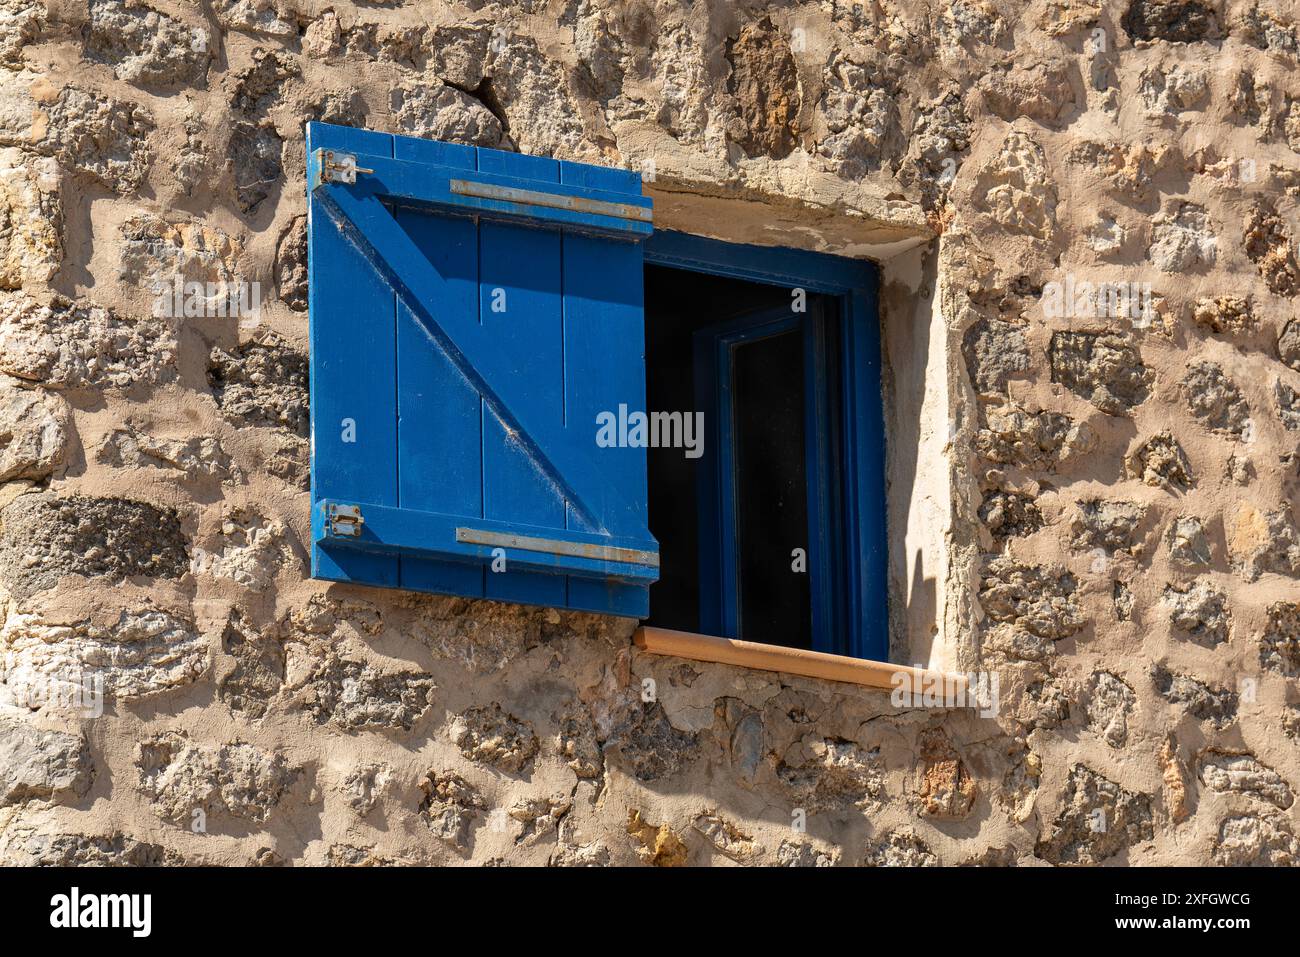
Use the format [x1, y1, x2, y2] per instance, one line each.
[732, 328, 812, 649]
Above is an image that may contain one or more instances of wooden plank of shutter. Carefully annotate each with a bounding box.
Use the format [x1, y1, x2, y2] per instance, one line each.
[390, 137, 484, 598]
[308, 123, 400, 589]
[478, 148, 567, 608]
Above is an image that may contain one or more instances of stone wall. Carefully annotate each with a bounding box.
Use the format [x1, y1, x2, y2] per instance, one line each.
[1, 0, 1298, 866]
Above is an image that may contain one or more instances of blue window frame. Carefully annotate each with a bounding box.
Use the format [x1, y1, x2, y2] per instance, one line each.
[644, 232, 886, 662]
[305, 123, 887, 662]
[690, 304, 837, 653]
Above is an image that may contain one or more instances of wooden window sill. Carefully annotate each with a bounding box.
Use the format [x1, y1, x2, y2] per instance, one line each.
[633, 626, 967, 695]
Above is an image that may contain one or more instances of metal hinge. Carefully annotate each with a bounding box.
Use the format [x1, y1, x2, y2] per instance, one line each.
[314, 150, 374, 186]
[327, 503, 364, 537]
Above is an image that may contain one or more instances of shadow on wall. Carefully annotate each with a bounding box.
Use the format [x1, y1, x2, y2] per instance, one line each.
[881, 242, 945, 670]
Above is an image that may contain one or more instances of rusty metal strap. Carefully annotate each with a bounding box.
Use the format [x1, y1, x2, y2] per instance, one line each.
[455, 526, 660, 568]
[449, 179, 653, 224]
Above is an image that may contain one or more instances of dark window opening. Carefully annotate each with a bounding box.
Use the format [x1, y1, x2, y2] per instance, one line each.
[732, 325, 812, 648]
[643, 264, 845, 654]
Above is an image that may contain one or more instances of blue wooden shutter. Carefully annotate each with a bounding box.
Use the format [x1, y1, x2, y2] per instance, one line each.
[306, 121, 657, 617]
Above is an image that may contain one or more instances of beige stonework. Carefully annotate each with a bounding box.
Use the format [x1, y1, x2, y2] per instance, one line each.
[0, 0, 1298, 866]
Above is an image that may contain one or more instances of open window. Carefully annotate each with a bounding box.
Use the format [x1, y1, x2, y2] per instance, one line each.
[305, 122, 887, 677]
[641, 235, 885, 662]
[644, 270, 829, 652]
